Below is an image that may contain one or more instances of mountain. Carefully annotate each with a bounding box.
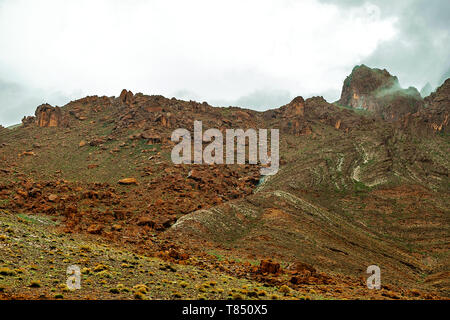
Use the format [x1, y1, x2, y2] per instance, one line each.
[338, 65, 424, 121]
[0, 68, 448, 300]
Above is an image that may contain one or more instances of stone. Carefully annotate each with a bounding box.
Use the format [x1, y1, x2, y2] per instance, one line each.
[285, 96, 305, 117]
[118, 178, 138, 185]
[48, 194, 58, 202]
[21, 116, 36, 127]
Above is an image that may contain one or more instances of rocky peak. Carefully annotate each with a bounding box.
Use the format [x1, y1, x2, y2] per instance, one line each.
[284, 96, 305, 117]
[21, 116, 35, 127]
[339, 65, 399, 108]
[339, 65, 423, 121]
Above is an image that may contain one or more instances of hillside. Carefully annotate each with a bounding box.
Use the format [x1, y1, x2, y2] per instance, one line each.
[0, 67, 449, 300]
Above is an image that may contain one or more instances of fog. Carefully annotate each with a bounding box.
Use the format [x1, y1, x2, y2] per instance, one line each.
[320, 0, 450, 91]
[0, 0, 448, 126]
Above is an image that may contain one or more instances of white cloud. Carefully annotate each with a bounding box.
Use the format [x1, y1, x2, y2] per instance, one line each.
[0, 0, 397, 125]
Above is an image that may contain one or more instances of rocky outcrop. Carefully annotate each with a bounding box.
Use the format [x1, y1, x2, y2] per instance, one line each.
[265, 95, 368, 136]
[421, 78, 449, 132]
[339, 65, 424, 121]
[118, 178, 138, 185]
[21, 116, 36, 127]
[399, 78, 449, 134]
[283, 96, 305, 117]
[263, 96, 310, 135]
[35, 104, 67, 127]
[119, 89, 135, 105]
[259, 259, 281, 274]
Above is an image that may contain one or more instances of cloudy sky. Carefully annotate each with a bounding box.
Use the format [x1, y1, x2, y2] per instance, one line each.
[0, 0, 449, 126]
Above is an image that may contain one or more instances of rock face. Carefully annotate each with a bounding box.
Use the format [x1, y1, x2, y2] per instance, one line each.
[422, 78, 450, 132]
[284, 96, 305, 117]
[119, 89, 135, 105]
[35, 104, 66, 127]
[339, 65, 424, 121]
[118, 178, 138, 185]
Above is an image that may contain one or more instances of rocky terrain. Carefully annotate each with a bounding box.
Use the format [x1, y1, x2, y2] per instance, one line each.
[0, 66, 448, 300]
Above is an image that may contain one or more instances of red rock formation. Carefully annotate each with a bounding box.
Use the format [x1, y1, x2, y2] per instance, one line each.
[285, 96, 305, 117]
[339, 65, 424, 121]
[259, 259, 281, 274]
[141, 131, 163, 143]
[35, 104, 67, 127]
[119, 89, 135, 105]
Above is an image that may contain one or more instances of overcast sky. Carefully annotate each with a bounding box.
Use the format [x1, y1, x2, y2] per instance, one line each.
[0, 0, 449, 126]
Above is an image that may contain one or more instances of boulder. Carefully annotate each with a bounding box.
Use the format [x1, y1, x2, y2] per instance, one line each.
[89, 138, 105, 146]
[291, 261, 316, 274]
[338, 65, 424, 121]
[19, 151, 36, 157]
[111, 224, 122, 231]
[118, 178, 138, 185]
[35, 104, 67, 127]
[87, 224, 103, 234]
[48, 194, 58, 202]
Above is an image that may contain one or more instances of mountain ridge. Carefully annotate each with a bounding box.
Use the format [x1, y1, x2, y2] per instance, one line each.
[0, 65, 448, 300]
